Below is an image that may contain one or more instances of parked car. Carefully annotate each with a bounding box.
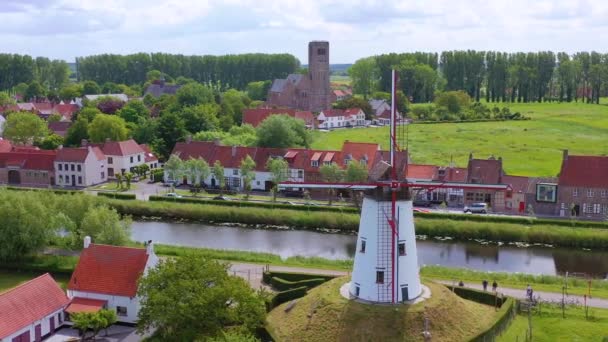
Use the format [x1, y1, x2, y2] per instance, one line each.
[165, 192, 182, 198]
[413, 199, 432, 207]
[212, 195, 231, 201]
[464, 203, 488, 214]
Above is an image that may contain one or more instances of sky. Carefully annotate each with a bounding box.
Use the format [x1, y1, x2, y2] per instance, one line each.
[1, 0, 607, 63]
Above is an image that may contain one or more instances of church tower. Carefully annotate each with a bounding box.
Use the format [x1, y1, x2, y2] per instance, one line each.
[308, 41, 332, 112]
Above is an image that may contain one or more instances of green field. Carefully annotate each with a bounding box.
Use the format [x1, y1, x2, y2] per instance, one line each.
[312, 102, 608, 176]
[498, 304, 608, 341]
[0, 269, 70, 292]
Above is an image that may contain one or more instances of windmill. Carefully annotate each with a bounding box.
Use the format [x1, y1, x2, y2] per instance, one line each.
[279, 70, 511, 304]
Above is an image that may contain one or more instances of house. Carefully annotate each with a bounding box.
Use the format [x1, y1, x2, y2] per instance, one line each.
[0, 273, 70, 342]
[0, 149, 56, 186]
[344, 108, 366, 127]
[406, 164, 468, 206]
[498, 175, 530, 214]
[48, 121, 72, 138]
[266, 41, 335, 112]
[144, 80, 182, 98]
[55, 145, 107, 187]
[556, 150, 608, 219]
[66, 237, 159, 324]
[0, 115, 5, 136]
[97, 139, 147, 178]
[369, 99, 391, 117]
[52, 103, 79, 121]
[317, 109, 346, 129]
[464, 154, 505, 208]
[140, 144, 160, 169]
[333, 89, 351, 101]
[375, 108, 403, 126]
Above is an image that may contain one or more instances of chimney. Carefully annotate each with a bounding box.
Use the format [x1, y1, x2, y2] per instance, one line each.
[81, 139, 88, 147]
[84, 236, 91, 249]
[146, 240, 154, 255]
[563, 149, 569, 161]
[232, 146, 237, 157]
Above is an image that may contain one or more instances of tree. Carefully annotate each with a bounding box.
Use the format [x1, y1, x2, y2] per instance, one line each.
[13, 83, 29, 97]
[116, 173, 123, 189]
[213, 160, 225, 193]
[246, 80, 271, 101]
[256, 115, 311, 148]
[77, 107, 101, 122]
[79, 206, 131, 247]
[65, 117, 90, 147]
[176, 83, 215, 107]
[38, 134, 64, 150]
[184, 157, 210, 187]
[320, 163, 344, 205]
[24, 81, 46, 101]
[349, 57, 379, 98]
[59, 83, 83, 101]
[266, 158, 288, 202]
[71, 309, 116, 341]
[88, 114, 129, 143]
[146, 69, 162, 82]
[333, 97, 374, 120]
[137, 255, 265, 341]
[124, 172, 133, 190]
[156, 111, 187, 158]
[3, 111, 49, 145]
[182, 103, 220, 133]
[82, 80, 101, 95]
[164, 154, 184, 183]
[117, 100, 149, 123]
[47, 113, 62, 123]
[221, 89, 249, 125]
[434, 91, 471, 114]
[344, 161, 369, 210]
[94, 96, 125, 114]
[240, 155, 256, 199]
[0, 91, 15, 106]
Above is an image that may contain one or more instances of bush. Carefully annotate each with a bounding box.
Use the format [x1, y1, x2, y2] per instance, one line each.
[97, 192, 136, 200]
[270, 276, 326, 291]
[151, 169, 164, 183]
[469, 297, 516, 342]
[4, 186, 79, 195]
[445, 285, 506, 307]
[267, 286, 308, 311]
[264, 271, 336, 283]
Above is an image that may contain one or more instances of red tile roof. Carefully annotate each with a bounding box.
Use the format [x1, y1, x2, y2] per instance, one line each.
[502, 175, 530, 193]
[294, 111, 315, 126]
[242, 108, 297, 127]
[406, 164, 438, 180]
[172, 141, 285, 171]
[559, 154, 608, 188]
[101, 139, 144, 156]
[443, 167, 468, 183]
[56, 147, 90, 162]
[53, 104, 79, 120]
[0, 273, 70, 339]
[0, 150, 56, 170]
[320, 109, 344, 118]
[65, 297, 107, 314]
[344, 108, 362, 116]
[333, 90, 346, 97]
[341, 141, 379, 170]
[48, 121, 72, 137]
[139, 144, 159, 163]
[467, 157, 503, 184]
[68, 244, 150, 297]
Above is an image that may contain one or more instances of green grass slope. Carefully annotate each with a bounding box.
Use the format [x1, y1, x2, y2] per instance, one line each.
[312, 102, 608, 176]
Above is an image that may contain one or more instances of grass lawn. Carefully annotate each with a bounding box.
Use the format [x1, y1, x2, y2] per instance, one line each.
[312, 101, 608, 176]
[330, 75, 351, 86]
[266, 278, 500, 342]
[88, 182, 138, 192]
[498, 303, 608, 341]
[0, 269, 70, 292]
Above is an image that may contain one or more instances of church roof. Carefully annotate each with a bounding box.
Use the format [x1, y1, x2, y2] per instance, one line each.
[270, 79, 288, 93]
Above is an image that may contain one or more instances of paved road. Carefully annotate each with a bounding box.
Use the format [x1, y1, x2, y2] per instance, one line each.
[228, 262, 608, 309]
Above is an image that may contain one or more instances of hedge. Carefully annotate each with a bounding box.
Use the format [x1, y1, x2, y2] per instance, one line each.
[413, 118, 530, 125]
[3, 186, 80, 195]
[263, 271, 336, 283]
[469, 298, 517, 342]
[270, 276, 327, 291]
[148, 195, 359, 214]
[446, 285, 506, 307]
[267, 286, 308, 311]
[97, 192, 136, 200]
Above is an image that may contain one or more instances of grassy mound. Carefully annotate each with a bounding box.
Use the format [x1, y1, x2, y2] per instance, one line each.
[266, 277, 500, 342]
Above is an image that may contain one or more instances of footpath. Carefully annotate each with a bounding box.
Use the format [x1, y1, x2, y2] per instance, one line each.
[228, 262, 608, 309]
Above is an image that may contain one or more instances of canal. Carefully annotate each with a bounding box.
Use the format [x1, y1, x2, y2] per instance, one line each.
[131, 221, 608, 278]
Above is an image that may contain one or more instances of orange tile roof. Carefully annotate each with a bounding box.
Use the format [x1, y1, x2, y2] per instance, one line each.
[406, 164, 438, 179]
[0, 273, 70, 338]
[68, 244, 150, 297]
[559, 155, 608, 188]
[65, 297, 107, 314]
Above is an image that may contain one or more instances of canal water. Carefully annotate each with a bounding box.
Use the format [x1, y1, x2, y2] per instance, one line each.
[131, 221, 608, 278]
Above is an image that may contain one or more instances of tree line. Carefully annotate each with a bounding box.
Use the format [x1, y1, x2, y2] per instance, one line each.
[350, 51, 608, 104]
[0, 54, 70, 91]
[76, 53, 299, 90]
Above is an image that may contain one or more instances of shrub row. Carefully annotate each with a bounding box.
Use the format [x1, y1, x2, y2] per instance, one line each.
[446, 285, 506, 307]
[470, 297, 517, 342]
[148, 195, 358, 214]
[97, 192, 137, 200]
[266, 286, 308, 311]
[270, 277, 326, 291]
[413, 118, 530, 125]
[3, 186, 80, 195]
[263, 271, 336, 283]
[108, 199, 360, 231]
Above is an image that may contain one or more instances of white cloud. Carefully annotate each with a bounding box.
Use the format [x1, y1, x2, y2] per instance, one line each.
[0, 0, 605, 62]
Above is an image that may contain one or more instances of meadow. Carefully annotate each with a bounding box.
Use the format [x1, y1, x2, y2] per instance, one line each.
[311, 101, 608, 176]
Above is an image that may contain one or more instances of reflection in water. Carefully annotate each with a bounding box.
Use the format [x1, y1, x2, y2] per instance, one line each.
[131, 221, 608, 278]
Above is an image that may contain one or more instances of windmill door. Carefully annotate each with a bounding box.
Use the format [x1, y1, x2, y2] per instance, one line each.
[401, 286, 409, 302]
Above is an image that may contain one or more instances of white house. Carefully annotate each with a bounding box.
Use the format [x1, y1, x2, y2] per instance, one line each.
[344, 108, 366, 127]
[55, 146, 107, 187]
[99, 139, 147, 178]
[0, 115, 5, 136]
[369, 99, 391, 117]
[66, 237, 159, 324]
[318, 108, 366, 129]
[0, 273, 70, 342]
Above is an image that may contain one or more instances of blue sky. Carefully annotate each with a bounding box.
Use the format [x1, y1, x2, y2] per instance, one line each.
[2, 0, 607, 63]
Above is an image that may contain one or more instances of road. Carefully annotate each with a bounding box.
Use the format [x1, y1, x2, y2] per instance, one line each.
[228, 262, 608, 309]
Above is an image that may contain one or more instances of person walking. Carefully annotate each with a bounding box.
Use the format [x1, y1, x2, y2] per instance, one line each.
[526, 284, 533, 301]
[482, 279, 488, 291]
[459, 280, 464, 287]
[492, 280, 498, 292]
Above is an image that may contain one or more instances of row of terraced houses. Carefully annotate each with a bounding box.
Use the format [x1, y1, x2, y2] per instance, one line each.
[167, 140, 608, 221]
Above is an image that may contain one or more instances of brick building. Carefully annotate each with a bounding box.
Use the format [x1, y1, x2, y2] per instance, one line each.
[0, 148, 56, 186]
[266, 41, 335, 112]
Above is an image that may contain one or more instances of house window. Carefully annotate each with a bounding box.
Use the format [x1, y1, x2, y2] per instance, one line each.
[116, 306, 128, 317]
[317, 48, 326, 55]
[587, 189, 594, 198]
[311, 160, 319, 167]
[355, 286, 360, 297]
[70, 164, 75, 171]
[64, 163, 68, 170]
[398, 242, 406, 256]
[232, 177, 241, 188]
[108, 157, 113, 164]
[108, 168, 114, 177]
[59, 175, 63, 183]
[360, 240, 366, 253]
[506, 190, 513, 198]
[466, 192, 474, 201]
[602, 190, 607, 198]
[138, 155, 141, 162]
[573, 188, 578, 197]
[232, 169, 238, 176]
[101, 172, 105, 179]
[475, 193, 485, 202]
[603, 204, 608, 215]
[77, 165, 81, 172]
[376, 271, 384, 284]
[130, 156, 134, 163]
[78, 176, 82, 185]
[58, 164, 62, 171]
[297, 170, 304, 178]
[58, 312, 63, 323]
[594, 204, 601, 214]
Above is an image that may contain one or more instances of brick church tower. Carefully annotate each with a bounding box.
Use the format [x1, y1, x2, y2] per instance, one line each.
[308, 41, 332, 112]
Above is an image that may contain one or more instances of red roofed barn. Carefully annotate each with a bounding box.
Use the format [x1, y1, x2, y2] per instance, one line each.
[66, 236, 159, 323]
[0, 273, 70, 342]
[0, 149, 56, 186]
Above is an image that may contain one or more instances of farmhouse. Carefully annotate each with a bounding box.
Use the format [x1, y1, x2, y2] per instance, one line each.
[54, 145, 107, 187]
[0, 148, 56, 186]
[0, 273, 70, 342]
[96, 139, 148, 178]
[66, 237, 159, 324]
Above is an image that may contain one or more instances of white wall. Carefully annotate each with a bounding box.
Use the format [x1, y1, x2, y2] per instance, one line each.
[0, 116, 5, 136]
[107, 152, 146, 177]
[55, 150, 107, 187]
[1, 308, 65, 342]
[350, 198, 422, 303]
